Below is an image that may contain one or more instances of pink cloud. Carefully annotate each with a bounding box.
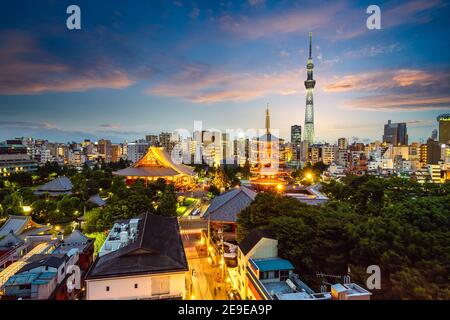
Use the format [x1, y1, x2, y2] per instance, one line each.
[146, 65, 302, 103]
[219, 4, 343, 39]
[324, 69, 442, 92]
[346, 94, 450, 111]
[325, 68, 450, 111]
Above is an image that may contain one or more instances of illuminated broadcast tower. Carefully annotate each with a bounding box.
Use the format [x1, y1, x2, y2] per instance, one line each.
[303, 32, 316, 144]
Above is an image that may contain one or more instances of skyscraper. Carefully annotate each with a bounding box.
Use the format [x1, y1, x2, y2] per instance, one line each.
[431, 129, 438, 141]
[291, 125, 302, 162]
[291, 125, 302, 144]
[303, 32, 316, 144]
[426, 137, 441, 164]
[437, 114, 450, 145]
[383, 120, 408, 146]
[338, 138, 348, 150]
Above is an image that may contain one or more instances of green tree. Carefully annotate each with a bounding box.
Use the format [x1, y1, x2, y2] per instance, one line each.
[156, 190, 177, 217]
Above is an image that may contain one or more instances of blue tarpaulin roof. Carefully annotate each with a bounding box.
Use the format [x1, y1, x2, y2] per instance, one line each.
[251, 258, 294, 272]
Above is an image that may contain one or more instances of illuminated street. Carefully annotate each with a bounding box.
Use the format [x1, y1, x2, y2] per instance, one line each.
[182, 233, 226, 300]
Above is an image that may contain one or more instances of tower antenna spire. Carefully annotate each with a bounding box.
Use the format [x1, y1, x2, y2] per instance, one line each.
[309, 32, 312, 59]
[304, 32, 316, 144]
[265, 103, 270, 135]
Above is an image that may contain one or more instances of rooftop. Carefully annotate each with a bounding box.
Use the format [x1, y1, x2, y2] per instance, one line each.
[86, 213, 188, 279]
[114, 147, 195, 178]
[251, 258, 294, 272]
[203, 186, 256, 223]
[4, 271, 57, 286]
[238, 228, 275, 256]
[0, 215, 50, 238]
[34, 176, 73, 196]
[331, 283, 373, 298]
[18, 254, 68, 273]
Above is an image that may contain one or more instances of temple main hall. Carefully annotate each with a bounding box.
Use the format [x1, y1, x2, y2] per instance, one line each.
[113, 147, 196, 189]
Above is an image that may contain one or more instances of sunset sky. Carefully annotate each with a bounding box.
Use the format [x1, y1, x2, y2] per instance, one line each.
[0, 0, 449, 143]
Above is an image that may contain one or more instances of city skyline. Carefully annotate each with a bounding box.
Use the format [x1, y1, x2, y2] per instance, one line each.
[1, 0, 450, 143]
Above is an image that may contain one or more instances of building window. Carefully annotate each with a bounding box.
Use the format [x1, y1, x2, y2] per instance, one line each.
[106, 286, 110, 291]
[134, 284, 138, 289]
[280, 270, 289, 281]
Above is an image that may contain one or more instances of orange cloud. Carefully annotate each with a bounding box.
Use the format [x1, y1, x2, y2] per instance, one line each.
[325, 68, 450, 111]
[324, 69, 444, 92]
[347, 95, 450, 111]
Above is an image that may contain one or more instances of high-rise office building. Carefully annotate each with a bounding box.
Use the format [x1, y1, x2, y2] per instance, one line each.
[303, 32, 316, 144]
[383, 120, 408, 146]
[437, 114, 450, 145]
[159, 132, 176, 153]
[426, 138, 441, 165]
[127, 140, 150, 163]
[291, 125, 302, 162]
[97, 139, 112, 163]
[145, 134, 159, 146]
[291, 125, 302, 144]
[431, 129, 438, 141]
[338, 138, 348, 150]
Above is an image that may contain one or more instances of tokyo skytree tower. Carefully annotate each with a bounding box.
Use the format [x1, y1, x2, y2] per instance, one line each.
[303, 32, 316, 144]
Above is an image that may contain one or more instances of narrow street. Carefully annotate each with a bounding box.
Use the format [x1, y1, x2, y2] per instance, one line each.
[182, 233, 227, 300]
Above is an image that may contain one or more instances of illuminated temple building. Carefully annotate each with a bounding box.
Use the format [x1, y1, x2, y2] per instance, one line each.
[250, 105, 291, 190]
[113, 147, 195, 189]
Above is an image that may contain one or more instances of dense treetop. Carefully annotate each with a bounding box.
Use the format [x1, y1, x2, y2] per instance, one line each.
[237, 176, 450, 300]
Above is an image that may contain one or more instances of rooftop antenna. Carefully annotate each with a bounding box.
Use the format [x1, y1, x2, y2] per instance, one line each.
[309, 32, 312, 59]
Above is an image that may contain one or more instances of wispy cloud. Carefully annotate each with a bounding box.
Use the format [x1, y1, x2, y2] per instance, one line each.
[343, 43, 402, 59]
[219, 4, 343, 39]
[189, 7, 200, 20]
[0, 31, 135, 95]
[278, 50, 290, 58]
[324, 69, 442, 92]
[0, 121, 55, 129]
[325, 68, 450, 111]
[248, 0, 265, 6]
[98, 124, 123, 129]
[330, 0, 445, 40]
[146, 64, 301, 103]
[382, 0, 445, 28]
[347, 94, 450, 111]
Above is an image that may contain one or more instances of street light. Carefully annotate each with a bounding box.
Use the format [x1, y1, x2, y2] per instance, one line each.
[22, 206, 32, 214]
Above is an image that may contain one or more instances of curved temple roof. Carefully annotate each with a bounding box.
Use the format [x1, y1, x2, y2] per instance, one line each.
[113, 147, 195, 178]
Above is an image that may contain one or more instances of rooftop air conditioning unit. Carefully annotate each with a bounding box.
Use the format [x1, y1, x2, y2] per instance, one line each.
[120, 231, 129, 243]
[286, 279, 298, 292]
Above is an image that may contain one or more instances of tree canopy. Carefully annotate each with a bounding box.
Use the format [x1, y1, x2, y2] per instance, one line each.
[237, 176, 450, 300]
